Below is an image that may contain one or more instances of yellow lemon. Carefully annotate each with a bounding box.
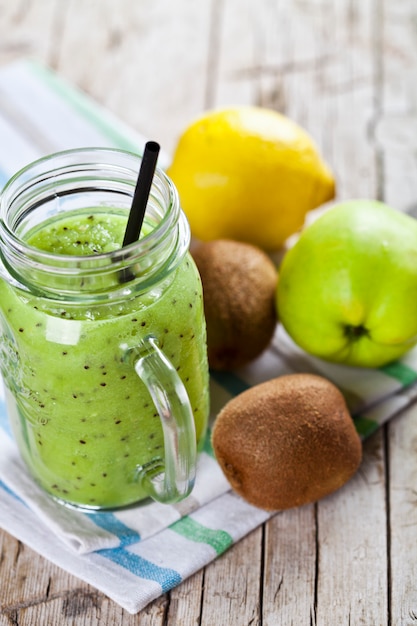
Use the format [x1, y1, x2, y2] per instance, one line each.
[167, 106, 336, 251]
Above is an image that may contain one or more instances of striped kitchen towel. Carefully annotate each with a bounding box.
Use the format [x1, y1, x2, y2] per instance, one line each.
[1, 59, 417, 613]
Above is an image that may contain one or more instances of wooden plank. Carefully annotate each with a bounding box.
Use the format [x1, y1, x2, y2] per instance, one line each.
[376, 0, 417, 213]
[380, 1, 417, 623]
[213, 0, 378, 200]
[13, 594, 169, 626]
[199, 527, 263, 625]
[316, 431, 389, 625]
[262, 505, 317, 625]
[167, 570, 204, 625]
[388, 407, 417, 626]
[212, 2, 388, 624]
[51, 0, 215, 157]
[257, 437, 388, 626]
[0, 533, 53, 617]
[0, 531, 169, 625]
[0, 0, 58, 67]
[307, 2, 389, 622]
[0, 0, 216, 157]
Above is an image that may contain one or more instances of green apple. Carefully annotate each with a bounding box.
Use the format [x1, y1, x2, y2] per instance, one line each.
[276, 200, 417, 367]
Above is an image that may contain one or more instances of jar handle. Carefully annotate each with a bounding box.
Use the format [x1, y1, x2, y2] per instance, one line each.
[130, 335, 197, 504]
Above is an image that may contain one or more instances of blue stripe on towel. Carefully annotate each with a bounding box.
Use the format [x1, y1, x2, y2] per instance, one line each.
[87, 512, 140, 547]
[0, 479, 25, 505]
[97, 546, 182, 591]
[210, 370, 250, 397]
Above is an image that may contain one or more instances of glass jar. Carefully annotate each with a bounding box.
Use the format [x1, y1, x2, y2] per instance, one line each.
[0, 147, 209, 510]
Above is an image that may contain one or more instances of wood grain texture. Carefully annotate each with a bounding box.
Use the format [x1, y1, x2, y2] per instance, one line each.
[262, 504, 316, 625]
[200, 527, 263, 626]
[380, 3, 417, 621]
[0, 0, 416, 623]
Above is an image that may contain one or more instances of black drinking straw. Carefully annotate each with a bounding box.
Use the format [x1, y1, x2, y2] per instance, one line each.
[122, 140, 161, 247]
[119, 141, 160, 283]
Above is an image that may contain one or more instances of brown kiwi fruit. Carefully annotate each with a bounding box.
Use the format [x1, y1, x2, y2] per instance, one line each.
[212, 373, 362, 510]
[191, 239, 278, 370]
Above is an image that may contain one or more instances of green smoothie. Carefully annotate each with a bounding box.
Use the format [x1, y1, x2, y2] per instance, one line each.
[0, 209, 209, 509]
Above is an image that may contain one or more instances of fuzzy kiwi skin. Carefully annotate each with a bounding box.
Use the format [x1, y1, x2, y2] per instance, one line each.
[212, 373, 362, 511]
[191, 239, 278, 370]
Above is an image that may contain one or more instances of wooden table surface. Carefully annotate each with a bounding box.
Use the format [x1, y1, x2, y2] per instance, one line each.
[1, 1, 417, 624]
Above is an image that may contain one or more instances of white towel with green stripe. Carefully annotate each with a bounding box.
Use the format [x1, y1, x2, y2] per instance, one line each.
[1, 59, 417, 614]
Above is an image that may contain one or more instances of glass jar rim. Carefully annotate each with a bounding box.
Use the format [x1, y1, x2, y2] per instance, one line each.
[0, 147, 178, 263]
[0, 147, 190, 300]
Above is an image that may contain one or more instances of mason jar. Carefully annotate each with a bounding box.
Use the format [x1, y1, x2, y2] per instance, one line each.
[0, 147, 209, 510]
